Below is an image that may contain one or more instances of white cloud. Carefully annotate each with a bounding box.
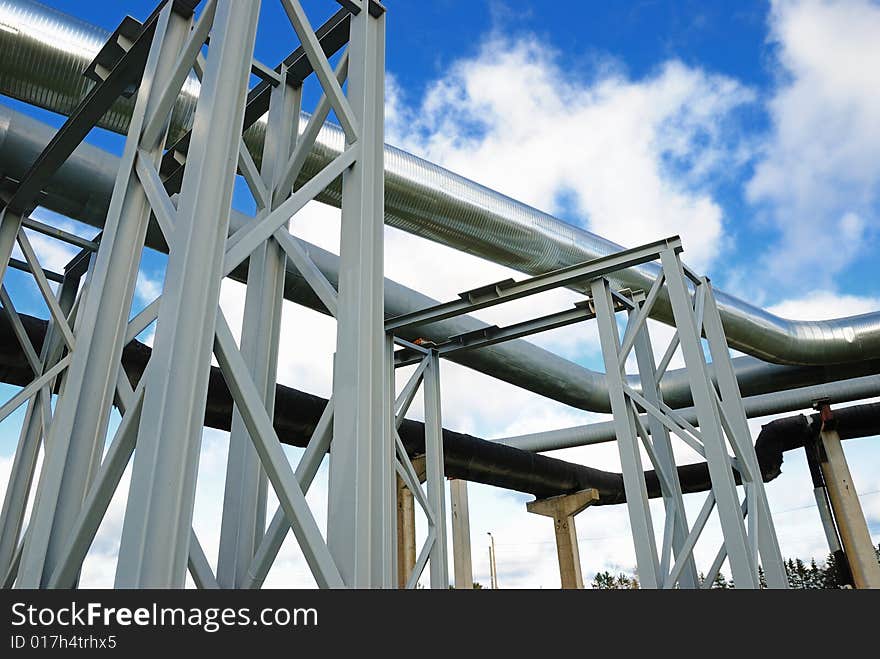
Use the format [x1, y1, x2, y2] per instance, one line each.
[386, 35, 754, 272]
[766, 289, 880, 320]
[747, 0, 880, 285]
[6, 5, 880, 589]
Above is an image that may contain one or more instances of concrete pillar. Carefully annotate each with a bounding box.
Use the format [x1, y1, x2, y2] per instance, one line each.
[527, 488, 598, 589]
[818, 423, 880, 589]
[450, 479, 473, 589]
[396, 476, 416, 589]
[396, 456, 425, 588]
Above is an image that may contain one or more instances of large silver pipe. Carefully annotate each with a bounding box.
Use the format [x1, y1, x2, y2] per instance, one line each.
[3, 103, 880, 416]
[0, 0, 878, 366]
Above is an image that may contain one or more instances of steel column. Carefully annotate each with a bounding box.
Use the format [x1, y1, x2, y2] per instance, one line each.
[591, 277, 661, 588]
[423, 352, 448, 588]
[629, 304, 698, 588]
[327, 2, 391, 588]
[217, 70, 300, 589]
[0, 269, 80, 577]
[17, 5, 191, 588]
[659, 248, 758, 588]
[115, 0, 261, 588]
[700, 279, 787, 588]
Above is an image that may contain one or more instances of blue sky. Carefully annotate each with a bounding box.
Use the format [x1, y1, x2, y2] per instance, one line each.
[1, 0, 879, 587]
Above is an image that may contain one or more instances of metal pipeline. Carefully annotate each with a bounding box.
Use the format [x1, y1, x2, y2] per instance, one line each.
[0, 0, 878, 367]
[2, 103, 880, 416]
[497, 375, 880, 452]
[3, 310, 876, 504]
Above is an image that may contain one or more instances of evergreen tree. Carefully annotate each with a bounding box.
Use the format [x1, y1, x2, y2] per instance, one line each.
[591, 545, 879, 589]
[590, 570, 639, 589]
[711, 572, 731, 589]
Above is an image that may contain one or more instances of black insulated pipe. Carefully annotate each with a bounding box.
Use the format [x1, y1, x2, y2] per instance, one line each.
[1, 312, 879, 504]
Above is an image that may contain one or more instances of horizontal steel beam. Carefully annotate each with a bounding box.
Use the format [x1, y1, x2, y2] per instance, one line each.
[385, 238, 678, 332]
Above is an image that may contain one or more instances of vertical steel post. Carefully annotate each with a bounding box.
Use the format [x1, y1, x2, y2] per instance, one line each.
[423, 351, 448, 588]
[17, 5, 191, 588]
[660, 249, 758, 588]
[0, 210, 24, 285]
[630, 307, 698, 588]
[115, 0, 261, 588]
[591, 277, 661, 588]
[700, 280, 787, 588]
[0, 269, 80, 576]
[217, 72, 300, 589]
[327, 3, 391, 588]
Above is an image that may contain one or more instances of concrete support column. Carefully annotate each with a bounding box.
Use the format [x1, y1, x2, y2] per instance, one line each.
[527, 488, 598, 589]
[450, 479, 473, 589]
[396, 475, 416, 589]
[396, 456, 424, 588]
[817, 410, 880, 589]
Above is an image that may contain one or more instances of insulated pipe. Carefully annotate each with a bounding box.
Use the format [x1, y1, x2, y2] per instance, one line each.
[1, 0, 878, 366]
[2, 105, 880, 416]
[498, 377, 880, 452]
[4, 312, 878, 505]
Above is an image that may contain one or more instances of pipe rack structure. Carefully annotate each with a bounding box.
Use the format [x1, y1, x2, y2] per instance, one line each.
[0, 0, 877, 589]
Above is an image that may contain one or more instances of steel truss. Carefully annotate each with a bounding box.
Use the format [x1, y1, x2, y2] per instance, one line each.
[388, 237, 788, 589]
[0, 0, 390, 589]
[0, 0, 786, 590]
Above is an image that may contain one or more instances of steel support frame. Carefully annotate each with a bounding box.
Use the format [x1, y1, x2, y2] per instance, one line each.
[216, 66, 300, 589]
[15, 3, 195, 588]
[0, 265, 82, 578]
[386, 342, 448, 589]
[587, 246, 786, 588]
[114, 0, 262, 588]
[0, 1, 789, 592]
[326, 0, 393, 588]
[386, 235, 787, 588]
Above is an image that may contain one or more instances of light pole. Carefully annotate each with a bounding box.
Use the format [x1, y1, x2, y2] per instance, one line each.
[487, 532, 498, 589]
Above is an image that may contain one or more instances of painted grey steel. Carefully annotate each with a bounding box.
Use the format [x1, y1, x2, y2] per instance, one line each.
[813, 488, 842, 555]
[0, 266, 80, 577]
[244, 399, 334, 589]
[48, 378, 145, 588]
[17, 4, 192, 588]
[327, 1, 393, 588]
[385, 237, 673, 332]
[700, 277, 787, 587]
[629, 299, 698, 588]
[19, 217, 98, 253]
[3, 0, 880, 367]
[217, 67, 299, 589]
[591, 277, 661, 587]
[0, 0, 848, 591]
[659, 248, 758, 588]
[115, 0, 261, 588]
[213, 315, 343, 588]
[423, 352, 448, 588]
[386, 345, 449, 589]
